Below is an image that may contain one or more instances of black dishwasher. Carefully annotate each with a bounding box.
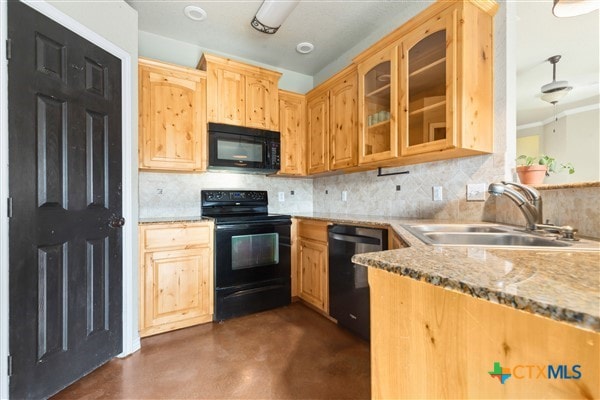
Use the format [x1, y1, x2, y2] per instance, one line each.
[328, 225, 387, 341]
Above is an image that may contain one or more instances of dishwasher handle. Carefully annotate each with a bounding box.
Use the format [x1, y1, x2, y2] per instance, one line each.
[328, 232, 382, 245]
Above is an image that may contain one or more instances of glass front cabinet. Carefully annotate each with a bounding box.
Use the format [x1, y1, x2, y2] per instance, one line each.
[357, 47, 398, 164]
[356, 1, 495, 168]
[399, 14, 454, 156]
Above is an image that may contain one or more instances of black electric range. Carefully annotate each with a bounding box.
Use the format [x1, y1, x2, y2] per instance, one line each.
[201, 190, 292, 320]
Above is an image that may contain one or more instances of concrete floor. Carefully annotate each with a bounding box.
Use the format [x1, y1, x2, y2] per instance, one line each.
[52, 303, 371, 399]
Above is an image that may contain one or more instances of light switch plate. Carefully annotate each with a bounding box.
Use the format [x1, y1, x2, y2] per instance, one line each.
[341, 190, 348, 202]
[467, 183, 486, 201]
[432, 186, 443, 201]
[278, 192, 285, 202]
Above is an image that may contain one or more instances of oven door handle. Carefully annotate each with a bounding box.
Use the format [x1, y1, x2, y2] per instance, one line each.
[216, 222, 291, 230]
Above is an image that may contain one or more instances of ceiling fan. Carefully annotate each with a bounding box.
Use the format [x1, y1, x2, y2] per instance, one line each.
[540, 55, 573, 104]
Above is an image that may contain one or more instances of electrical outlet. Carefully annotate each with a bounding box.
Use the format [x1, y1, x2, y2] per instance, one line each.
[278, 192, 285, 202]
[290, 190, 295, 195]
[341, 190, 348, 202]
[467, 183, 486, 201]
[432, 186, 443, 201]
[396, 185, 401, 191]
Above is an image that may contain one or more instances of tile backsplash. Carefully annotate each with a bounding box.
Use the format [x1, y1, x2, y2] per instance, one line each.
[492, 186, 600, 239]
[313, 155, 505, 221]
[139, 171, 314, 218]
[139, 161, 599, 239]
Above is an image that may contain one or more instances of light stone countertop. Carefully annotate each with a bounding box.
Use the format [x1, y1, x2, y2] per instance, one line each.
[293, 213, 600, 332]
[138, 216, 210, 224]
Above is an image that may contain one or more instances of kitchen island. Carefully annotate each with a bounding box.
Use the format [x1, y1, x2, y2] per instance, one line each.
[295, 213, 600, 399]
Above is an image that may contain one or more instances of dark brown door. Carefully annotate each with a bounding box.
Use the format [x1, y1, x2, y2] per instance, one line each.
[8, 2, 123, 398]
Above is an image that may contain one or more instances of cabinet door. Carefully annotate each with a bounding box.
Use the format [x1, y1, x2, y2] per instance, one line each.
[246, 75, 278, 130]
[279, 91, 306, 175]
[358, 46, 398, 164]
[306, 93, 330, 174]
[399, 13, 455, 156]
[141, 248, 212, 336]
[329, 72, 358, 170]
[298, 238, 328, 312]
[139, 62, 205, 171]
[210, 67, 245, 126]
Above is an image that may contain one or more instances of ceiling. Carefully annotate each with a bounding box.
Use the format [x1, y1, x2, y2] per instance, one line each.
[127, 0, 430, 77]
[128, 0, 598, 126]
[516, 1, 599, 126]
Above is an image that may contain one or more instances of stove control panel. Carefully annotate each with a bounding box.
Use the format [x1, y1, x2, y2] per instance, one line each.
[202, 190, 267, 203]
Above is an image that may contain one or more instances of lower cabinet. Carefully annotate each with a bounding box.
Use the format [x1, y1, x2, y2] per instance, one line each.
[295, 219, 329, 313]
[139, 221, 214, 337]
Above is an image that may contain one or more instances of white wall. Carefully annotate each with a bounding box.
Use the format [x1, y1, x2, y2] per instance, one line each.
[0, 1, 139, 397]
[138, 30, 313, 94]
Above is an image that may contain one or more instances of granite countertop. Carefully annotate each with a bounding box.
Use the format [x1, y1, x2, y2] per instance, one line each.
[293, 213, 600, 332]
[138, 216, 210, 224]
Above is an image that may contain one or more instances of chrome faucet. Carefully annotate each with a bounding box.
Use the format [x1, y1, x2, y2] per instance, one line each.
[488, 181, 543, 231]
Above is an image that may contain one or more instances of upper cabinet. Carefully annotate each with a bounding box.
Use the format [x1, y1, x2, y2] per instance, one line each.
[279, 90, 307, 176]
[399, 14, 453, 156]
[138, 58, 206, 171]
[355, 0, 497, 167]
[358, 47, 398, 164]
[329, 71, 358, 170]
[199, 53, 281, 131]
[306, 92, 329, 174]
[306, 66, 358, 175]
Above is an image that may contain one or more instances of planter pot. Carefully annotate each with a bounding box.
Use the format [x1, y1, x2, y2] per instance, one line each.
[516, 165, 547, 185]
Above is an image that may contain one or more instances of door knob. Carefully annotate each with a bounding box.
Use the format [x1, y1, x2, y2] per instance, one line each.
[108, 215, 125, 229]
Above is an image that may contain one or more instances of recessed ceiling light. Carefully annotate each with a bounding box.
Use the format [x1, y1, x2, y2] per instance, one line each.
[296, 42, 314, 54]
[184, 5, 207, 21]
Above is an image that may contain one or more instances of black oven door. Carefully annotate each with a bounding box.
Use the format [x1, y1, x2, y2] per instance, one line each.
[215, 220, 291, 289]
[214, 220, 291, 320]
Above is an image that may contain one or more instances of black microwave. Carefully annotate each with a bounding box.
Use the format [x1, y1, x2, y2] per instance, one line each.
[207, 123, 281, 174]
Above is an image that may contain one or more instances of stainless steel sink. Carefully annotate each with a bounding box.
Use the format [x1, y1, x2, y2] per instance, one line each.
[402, 223, 573, 248]
[407, 224, 507, 233]
[423, 232, 571, 247]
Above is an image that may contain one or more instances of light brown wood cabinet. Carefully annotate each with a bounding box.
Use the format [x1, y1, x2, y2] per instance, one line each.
[295, 219, 329, 313]
[138, 58, 206, 171]
[369, 268, 599, 399]
[199, 53, 281, 131]
[139, 221, 214, 337]
[278, 90, 306, 176]
[306, 66, 358, 174]
[306, 92, 329, 174]
[357, 46, 398, 164]
[354, 0, 496, 167]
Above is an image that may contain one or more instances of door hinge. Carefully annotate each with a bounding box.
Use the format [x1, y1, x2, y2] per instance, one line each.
[7, 355, 12, 377]
[5, 39, 12, 61]
[7, 197, 12, 218]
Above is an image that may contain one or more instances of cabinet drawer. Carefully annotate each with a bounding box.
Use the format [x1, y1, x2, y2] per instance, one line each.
[297, 219, 329, 243]
[142, 223, 212, 250]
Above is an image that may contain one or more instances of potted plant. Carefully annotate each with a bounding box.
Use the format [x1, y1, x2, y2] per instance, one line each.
[516, 155, 575, 184]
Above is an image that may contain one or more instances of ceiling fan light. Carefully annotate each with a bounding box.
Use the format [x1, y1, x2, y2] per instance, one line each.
[541, 80, 572, 93]
[541, 88, 572, 104]
[553, 0, 600, 17]
[251, 0, 300, 34]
